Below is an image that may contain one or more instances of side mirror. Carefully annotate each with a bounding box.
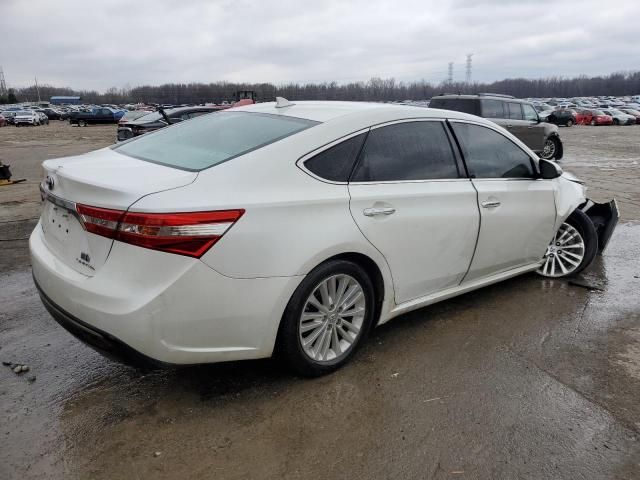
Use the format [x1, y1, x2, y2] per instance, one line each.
[538, 158, 563, 179]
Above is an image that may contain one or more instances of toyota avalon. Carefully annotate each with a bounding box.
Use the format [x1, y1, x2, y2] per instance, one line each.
[31, 100, 618, 376]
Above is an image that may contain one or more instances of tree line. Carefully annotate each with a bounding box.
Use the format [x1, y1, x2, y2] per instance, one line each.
[5, 71, 640, 105]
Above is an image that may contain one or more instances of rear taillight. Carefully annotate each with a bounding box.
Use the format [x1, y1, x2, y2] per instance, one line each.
[76, 204, 123, 238]
[75, 205, 244, 258]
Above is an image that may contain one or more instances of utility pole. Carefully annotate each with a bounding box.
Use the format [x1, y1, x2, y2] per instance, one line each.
[34, 77, 41, 103]
[447, 62, 454, 84]
[465, 54, 473, 84]
[0, 67, 7, 97]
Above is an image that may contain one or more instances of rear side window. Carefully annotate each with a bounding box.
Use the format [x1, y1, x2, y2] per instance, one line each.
[351, 122, 459, 182]
[507, 103, 523, 120]
[114, 112, 318, 171]
[430, 98, 480, 116]
[304, 134, 366, 182]
[451, 123, 535, 179]
[480, 100, 505, 118]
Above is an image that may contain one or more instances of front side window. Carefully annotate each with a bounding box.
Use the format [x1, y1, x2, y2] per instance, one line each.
[480, 100, 505, 119]
[351, 121, 459, 182]
[304, 133, 366, 182]
[114, 111, 318, 171]
[522, 104, 539, 121]
[451, 123, 535, 179]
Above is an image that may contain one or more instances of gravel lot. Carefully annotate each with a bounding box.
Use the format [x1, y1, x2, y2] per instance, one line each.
[1, 121, 639, 479]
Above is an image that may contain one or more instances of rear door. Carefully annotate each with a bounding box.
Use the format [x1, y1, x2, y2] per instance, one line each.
[449, 121, 556, 282]
[348, 120, 479, 304]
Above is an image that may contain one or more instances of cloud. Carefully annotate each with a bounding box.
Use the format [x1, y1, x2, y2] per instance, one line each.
[1, 0, 639, 90]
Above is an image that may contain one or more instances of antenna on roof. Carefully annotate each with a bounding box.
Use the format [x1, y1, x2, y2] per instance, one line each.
[275, 97, 295, 108]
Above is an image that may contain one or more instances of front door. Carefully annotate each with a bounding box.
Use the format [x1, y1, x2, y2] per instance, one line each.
[348, 120, 480, 304]
[449, 121, 557, 282]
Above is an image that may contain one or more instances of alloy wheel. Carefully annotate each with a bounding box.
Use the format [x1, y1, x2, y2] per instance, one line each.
[542, 138, 556, 159]
[299, 274, 366, 363]
[537, 222, 585, 277]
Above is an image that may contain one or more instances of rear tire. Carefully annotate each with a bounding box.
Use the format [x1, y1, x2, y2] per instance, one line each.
[79, 120, 87, 127]
[537, 209, 598, 278]
[613, 118, 620, 126]
[276, 260, 376, 377]
[540, 136, 559, 160]
[566, 119, 574, 127]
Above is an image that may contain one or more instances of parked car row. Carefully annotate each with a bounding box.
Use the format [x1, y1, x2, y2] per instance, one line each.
[538, 107, 640, 127]
[529, 95, 640, 127]
[0, 109, 50, 126]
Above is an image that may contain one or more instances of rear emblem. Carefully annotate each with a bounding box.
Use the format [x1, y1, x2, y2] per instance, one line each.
[45, 176, 54, 190]
[80, 252, 91, 263]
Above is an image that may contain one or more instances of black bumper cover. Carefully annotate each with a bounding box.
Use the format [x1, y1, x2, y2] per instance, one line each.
[581, 198, 619, 252]
[34, 278, 166, 369]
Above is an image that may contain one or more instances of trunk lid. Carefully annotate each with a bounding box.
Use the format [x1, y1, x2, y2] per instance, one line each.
[40, 147, 197, 276]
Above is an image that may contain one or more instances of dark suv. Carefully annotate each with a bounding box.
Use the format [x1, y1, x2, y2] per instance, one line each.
[429, 94, 563, 160]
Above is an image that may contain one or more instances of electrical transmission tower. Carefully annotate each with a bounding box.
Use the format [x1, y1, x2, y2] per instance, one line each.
[0, 67, 7, 97]
[447, 62, 454, 84]
[465, 54, 473, 84]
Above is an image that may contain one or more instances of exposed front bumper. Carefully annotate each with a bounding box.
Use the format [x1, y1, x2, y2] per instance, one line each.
[581, 198, 619, 252]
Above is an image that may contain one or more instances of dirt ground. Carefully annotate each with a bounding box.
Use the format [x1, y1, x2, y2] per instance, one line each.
[1, 121, 639, 479]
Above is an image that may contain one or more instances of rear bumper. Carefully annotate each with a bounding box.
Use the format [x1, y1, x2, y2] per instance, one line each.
[35, 279, 165, 368]
[30, 222, 303, 366]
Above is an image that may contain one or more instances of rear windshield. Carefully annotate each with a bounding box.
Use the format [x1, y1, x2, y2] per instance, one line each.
[114, 111, 319, 171]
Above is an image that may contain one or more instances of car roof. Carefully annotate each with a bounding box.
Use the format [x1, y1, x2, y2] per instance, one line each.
[231, 100, 493, 126]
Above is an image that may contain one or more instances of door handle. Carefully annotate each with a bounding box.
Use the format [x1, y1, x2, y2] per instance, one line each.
[481, 200, 501, 209]
[363, 207, 396, 217]
[506, 124, 513, 128]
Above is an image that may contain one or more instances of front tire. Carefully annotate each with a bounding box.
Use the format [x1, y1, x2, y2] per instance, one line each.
[613, 118, 620, 126]
[537, 209, 598, 278]
[566, 119, 574, 127]
[277, 260, 376, 376]
[590, 119, 597, 126]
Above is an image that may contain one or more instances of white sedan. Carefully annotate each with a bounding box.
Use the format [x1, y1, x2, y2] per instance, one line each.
[30, 100, 618, 376]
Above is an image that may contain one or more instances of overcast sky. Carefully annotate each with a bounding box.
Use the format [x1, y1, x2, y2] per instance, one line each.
[2, 0, 639, 91]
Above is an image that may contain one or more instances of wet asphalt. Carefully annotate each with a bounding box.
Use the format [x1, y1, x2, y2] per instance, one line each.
[1, 123, 639, 479]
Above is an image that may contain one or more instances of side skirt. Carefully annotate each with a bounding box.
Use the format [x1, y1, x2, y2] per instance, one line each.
[379, 263, 541, 324]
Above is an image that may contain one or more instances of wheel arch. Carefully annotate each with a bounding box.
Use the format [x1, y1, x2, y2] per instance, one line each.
[322, 252, 386, 326]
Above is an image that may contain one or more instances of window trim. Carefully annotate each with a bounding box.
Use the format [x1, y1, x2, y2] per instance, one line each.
[447, 119, 540, 181]
[348, 118, 466, 185]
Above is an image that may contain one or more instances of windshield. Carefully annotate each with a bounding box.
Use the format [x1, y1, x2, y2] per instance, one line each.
[609, 109, 623, 115]
[114, 111, 319, 171]
[592, 110, 605, 115]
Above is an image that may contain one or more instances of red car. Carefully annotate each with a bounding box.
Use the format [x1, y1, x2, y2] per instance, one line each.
[582, 109, 613, 126]
[573, 109, 589, 125]
[0, 114, 7, 127]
